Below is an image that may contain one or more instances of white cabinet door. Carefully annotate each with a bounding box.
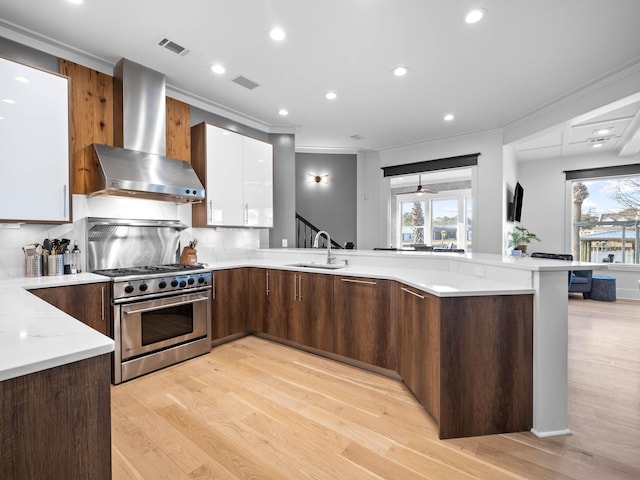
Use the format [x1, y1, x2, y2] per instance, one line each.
[243, 136, 273, 227]
[200, 123, 273, 228]
[205, 125, 244, 226]
[0, 57, 70, 222]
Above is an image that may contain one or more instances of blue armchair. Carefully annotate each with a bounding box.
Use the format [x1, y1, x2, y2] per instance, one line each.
[530, 252, 592, 298]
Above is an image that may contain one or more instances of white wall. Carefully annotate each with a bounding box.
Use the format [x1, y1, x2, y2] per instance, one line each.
[358, 129, 505, 253]
[518, 150, 640, 298]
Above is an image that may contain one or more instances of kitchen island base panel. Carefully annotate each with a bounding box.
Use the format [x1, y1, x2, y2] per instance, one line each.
[0, 353, 111, 480]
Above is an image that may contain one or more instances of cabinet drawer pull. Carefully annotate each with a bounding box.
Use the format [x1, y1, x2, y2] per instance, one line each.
[212, 274, 216, 300]
[298, 274, 302, 301]
[341, 278, 377, 286]
[208, 200, 213, 223]
[401, 287, 425, 299]
[62, 184, 68, 219]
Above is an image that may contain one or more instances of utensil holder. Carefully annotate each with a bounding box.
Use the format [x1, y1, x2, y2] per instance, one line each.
[25, 255, 42, 277]
[48, 254, 64, 276]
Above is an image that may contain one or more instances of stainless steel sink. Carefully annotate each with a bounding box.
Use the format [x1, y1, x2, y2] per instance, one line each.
[286, 262, 346, 270]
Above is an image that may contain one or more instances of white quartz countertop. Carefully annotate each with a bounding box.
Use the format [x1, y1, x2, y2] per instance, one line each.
[0, 273, 115, 382]
[2, 249, 605, 382]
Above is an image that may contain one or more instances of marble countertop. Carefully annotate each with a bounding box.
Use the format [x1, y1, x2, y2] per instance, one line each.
[0, 273, 114, 382]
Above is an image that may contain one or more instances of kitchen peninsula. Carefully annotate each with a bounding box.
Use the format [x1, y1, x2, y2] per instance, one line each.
[0, 248, 602, 475]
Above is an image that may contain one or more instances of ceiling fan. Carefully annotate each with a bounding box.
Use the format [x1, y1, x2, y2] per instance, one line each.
[413, 174, 438, 195]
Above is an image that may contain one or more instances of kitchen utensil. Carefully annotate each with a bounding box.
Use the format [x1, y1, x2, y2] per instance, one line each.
[43, 238, 52, 253]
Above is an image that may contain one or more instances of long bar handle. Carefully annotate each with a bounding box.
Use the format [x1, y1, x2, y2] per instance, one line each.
[340, 278, 377, 286]
[208, 200, 213, 223]
[101, 285, 105, 322]
[266, 270, 270, 295]
[123, 296, 209, 315]
[298, 274, 302, 301]
[212, 274, 216, 300]
[62, 184, 68, 219]
[293, 273, 298, 300]
[401, 287, 425, 299]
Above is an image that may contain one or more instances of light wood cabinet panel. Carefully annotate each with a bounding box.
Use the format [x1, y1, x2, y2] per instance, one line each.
[211, 268, 249, 341]
[30, 282, 111, 336]
[333, 276, 391, 368]
[166, 96, 191, 162]
[59, 59, 114, 195]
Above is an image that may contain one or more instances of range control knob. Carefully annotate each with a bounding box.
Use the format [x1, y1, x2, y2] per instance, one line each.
[179, 280, 187, 288]
[139, 283, 148, 292]
[198, 277, 205, 284]
[171, 280, 179, 288]
[124, 285, 134, 294]
[158, 281, 167, 289]
[187, 277, 195, 285]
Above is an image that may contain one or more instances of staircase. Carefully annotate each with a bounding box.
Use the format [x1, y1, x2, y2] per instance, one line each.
[295, 212, 343, 249]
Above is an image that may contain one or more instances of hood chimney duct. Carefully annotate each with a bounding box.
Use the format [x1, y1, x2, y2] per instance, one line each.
[113, 58, 167, 156]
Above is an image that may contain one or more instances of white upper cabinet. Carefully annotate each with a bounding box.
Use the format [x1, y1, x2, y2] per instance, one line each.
[0, 57, 71, 223]
[192, 123, 273, 228]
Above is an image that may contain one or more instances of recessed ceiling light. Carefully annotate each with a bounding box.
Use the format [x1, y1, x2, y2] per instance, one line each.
[67, 0, 84, 4]
[278, 108, 289, 116]
[595, 128, 611, 135]
[392, 66, 409, 77]
[3, 98, 15, 104]
[444, 113, 455, 122]
[270, 27, 286, 41]
[14, 76, 29, 83]
[325, 91, 337, 100]
[465, 8, 487, 24]
[591, 143, 604, 148]
[211, 64, 226, 75]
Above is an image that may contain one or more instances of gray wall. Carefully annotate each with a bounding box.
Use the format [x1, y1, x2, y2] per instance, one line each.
[0, 36, 59, 71]
[295, 153, 357, 247]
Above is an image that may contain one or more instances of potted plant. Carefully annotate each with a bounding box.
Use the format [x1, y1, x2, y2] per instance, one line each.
[509, 225, 540, 254]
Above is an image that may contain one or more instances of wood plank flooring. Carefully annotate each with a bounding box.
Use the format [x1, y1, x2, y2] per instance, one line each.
[111, 298, 640, 479]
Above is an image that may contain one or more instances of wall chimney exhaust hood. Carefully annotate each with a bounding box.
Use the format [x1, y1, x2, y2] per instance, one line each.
[89, 59, 205, 204]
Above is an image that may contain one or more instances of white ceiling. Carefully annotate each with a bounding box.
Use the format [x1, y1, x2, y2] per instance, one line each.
[2, 0, 640, 156]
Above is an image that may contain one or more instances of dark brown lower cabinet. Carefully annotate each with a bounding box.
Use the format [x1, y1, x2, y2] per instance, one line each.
[251, 269, 334, 351]
[30, 282, 111, 335]
[211, 268, 250, 342]
[333, 276, 392, 368]
[0, 354, 112, 479]
[397, 283, 533, 439]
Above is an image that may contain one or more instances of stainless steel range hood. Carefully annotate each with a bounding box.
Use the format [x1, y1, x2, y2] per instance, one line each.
[89, 59, 204, 204]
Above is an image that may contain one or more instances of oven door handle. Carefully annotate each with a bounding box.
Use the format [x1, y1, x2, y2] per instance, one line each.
[123, 296, 209, 315]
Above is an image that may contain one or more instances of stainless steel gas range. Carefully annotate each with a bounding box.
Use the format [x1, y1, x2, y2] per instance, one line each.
[87, 218, 212, 384]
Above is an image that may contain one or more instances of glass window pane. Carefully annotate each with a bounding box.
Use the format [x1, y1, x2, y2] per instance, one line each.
[400, 200, 425, 247]
[432, 198, 458, 248]
[571, 177, 640, 264]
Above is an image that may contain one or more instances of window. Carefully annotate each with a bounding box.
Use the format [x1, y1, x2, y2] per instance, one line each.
[390, 168, 472, 251]
[571, 176, 640, 264]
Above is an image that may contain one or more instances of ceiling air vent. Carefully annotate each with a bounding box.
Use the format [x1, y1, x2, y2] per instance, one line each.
[158, 38, 190, 57]
[232, 75, 260, 90]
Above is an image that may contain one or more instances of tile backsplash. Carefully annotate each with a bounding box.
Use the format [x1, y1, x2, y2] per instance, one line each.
[0, 195, 261, 278]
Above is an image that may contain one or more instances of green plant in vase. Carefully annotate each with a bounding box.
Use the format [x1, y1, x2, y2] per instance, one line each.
[509, 225, 541, 254]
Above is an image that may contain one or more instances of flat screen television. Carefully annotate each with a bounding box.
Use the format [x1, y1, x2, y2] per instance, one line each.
[510, 182, 524, 222]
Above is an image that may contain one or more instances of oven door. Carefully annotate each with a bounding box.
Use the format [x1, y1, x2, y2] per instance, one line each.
[120, 290, 209, 360]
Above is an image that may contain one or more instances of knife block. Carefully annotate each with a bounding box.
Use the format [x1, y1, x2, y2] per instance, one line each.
[180, 246, 198, 265]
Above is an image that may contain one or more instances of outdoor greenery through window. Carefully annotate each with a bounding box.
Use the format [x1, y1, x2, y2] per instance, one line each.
[398, 193, 472, 250]
[572, 176, 640, 264]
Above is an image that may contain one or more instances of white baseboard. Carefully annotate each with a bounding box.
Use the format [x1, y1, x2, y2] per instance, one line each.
[531, 428, 572, 438]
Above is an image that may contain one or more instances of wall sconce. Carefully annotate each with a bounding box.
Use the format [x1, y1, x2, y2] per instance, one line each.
[307, 173, 330, 184]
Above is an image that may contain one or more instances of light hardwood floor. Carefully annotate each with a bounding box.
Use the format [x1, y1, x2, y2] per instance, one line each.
[111, 298, 640, 479]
